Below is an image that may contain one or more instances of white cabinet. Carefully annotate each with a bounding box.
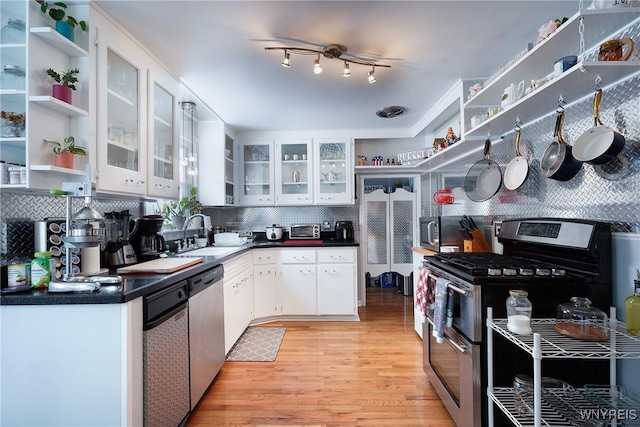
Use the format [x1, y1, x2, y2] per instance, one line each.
[239, 140, 274, 205]
[147, 68, 179, 199]
[280, 248, 316, 315]
[486, 308, 640, 427]
[1, 1, 91, 191]
[275, 138, 313, 205]
[317, 248, 357, 315]
[253, 249, 279, 318]
[314, 137, 354, 205]
[223, 252, 253, 354]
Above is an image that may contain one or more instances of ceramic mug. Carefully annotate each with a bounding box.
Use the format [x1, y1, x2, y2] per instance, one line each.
[599, 38, 634, 61]
[501, 81, 525, 108]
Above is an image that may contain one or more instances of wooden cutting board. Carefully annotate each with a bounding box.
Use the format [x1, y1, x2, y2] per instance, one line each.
[117, 257, 203, 274]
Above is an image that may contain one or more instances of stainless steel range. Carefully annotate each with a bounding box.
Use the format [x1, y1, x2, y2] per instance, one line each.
[421, 218, 612, 427]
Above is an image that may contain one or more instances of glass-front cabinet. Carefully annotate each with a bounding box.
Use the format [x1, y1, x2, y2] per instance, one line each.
[224, 134, 234, 204]
[147, 69, 179, 199]
[97, 41, 148, 194]
[240, 140, 274, 205]
[314, 137, 354, 205]
[275, 139, 312, 205]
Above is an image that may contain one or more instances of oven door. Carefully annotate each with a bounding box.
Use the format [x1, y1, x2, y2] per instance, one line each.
[423, 319, 481, 427]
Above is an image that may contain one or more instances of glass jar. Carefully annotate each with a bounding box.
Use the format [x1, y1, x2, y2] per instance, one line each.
[0, 18, 26, 44]
[625, 279, 640, 336]
[554, 297, 609, 341]
[7, 255, 30, 288]
[0, 64, 25, 90]
[506, 289, 532, 335]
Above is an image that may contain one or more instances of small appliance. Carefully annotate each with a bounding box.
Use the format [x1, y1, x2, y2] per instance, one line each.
[334, 221, 354, 240]
[419, 216, 466, 252]
[289, 224, 320, 240]
[266, 225, 284, 241]
[103, 210, 137, 267]
[129, 216, 166, 261]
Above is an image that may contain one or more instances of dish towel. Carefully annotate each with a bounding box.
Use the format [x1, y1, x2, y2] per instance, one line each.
[415, 267, 430, 314]
[432, 277, 449, 344]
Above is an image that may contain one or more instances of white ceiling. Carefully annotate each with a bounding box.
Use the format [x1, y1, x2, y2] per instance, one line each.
[94, 0, 581, 137]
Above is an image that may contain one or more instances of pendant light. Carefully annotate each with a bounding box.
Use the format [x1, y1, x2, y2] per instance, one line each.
[181, 101, 197, 176]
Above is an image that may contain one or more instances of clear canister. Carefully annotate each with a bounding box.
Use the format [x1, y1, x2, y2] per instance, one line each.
[0, 18, 26, 44]
[0, 64, 25, 90]
[31, 251, 52, 289]
[555, 297, 608, 341]
[506, 289, 532, 335]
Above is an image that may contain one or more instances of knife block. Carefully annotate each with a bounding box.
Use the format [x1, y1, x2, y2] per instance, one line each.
[464, 230, 492, 253]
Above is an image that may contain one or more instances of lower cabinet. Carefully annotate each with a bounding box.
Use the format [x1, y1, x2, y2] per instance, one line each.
[223, 253, 253, 354]
[280, 263, 317, 315]
[317, 248, 357, 315]
[253, 264, 279, 318]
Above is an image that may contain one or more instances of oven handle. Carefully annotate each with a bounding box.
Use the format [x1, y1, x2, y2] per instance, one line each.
[447, 283, 469, 297]
[425, 316, 468, 353]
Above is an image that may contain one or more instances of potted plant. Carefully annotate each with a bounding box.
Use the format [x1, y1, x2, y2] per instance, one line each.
[36, 0, 88, 42]
[46, 67, 79, 104]
[43, 136, 86, 169]
[161, 187, 202, 229]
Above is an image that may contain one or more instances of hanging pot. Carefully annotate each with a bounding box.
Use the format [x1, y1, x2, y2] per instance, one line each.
[573, 89, 626, 165]
[503, 126, 530, 190]
[464, 139, 502, 202]
[540, 109, 582, 181]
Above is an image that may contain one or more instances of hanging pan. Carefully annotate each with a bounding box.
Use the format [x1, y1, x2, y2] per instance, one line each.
[573, 88, 626, 165]
[540, 108, 582, 181]
[503, 125, 529, 190]
[464, 138, 502, 202]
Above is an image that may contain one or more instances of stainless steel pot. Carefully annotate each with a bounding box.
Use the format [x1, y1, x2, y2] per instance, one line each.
[266, 225, 284, 241]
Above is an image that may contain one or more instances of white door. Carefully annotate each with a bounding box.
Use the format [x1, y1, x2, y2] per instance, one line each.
[239, 140, 274, 205]
[275, 139, 312, 205]
[280, 264, 316, 315]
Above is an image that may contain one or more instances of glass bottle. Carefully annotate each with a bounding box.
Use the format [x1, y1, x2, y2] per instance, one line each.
[625, 279, 640, 336]
[555, 297, 608, 341]
[506, 289, 532, 335]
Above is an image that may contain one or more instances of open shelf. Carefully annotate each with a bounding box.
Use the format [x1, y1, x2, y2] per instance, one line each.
[29, 27, 88, 57]
[29, 164, 87, 176]
[29, 96, 88, 117]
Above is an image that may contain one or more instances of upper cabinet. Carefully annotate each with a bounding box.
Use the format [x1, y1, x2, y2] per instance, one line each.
[1, 0, 90, 191]
[275, 138, 312, 205]
[147, 69, 179, 199]
[314, 137, 354, 205]
[239, 140, 275, 205]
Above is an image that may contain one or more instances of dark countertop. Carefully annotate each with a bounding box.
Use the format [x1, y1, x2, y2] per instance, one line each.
[0, 239, 359, 306]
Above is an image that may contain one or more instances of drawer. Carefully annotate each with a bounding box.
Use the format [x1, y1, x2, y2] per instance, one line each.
[279, 249, 316, 264]
[317, 248, 355, 264]
[253, 250, 277, 265]
[223, 253, 252, 278]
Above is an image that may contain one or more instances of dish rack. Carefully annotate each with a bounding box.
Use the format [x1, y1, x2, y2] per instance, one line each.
[487, 307, 640, 427]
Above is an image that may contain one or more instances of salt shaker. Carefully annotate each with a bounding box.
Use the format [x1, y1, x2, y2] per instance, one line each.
[506, 290, 532, 335]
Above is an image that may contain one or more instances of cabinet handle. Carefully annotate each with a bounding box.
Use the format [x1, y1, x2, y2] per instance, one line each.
[324, 269, 336, 274]
[137, 180, 145, 184]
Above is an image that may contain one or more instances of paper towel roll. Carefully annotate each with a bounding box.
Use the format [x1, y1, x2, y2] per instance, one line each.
[81, 246, 101, 273]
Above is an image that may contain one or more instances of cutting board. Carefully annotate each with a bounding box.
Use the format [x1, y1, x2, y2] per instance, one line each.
[117, 257, 203, 274]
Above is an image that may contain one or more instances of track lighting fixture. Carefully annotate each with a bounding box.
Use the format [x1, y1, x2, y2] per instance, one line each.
[282, 50, 290, 68]
[265, 43, 390, 83]
[342, 61, 351, 77]
[313, 54, 322, 74]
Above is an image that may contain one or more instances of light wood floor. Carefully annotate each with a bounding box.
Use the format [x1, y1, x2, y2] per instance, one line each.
[187, 287, 455, 427]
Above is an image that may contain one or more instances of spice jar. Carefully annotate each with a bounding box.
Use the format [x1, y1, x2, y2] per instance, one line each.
[506, 290, 532, 335]
[554, 297, 609, 342]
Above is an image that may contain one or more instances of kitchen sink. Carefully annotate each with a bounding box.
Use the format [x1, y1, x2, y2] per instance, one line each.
[174, 246, 242, 257]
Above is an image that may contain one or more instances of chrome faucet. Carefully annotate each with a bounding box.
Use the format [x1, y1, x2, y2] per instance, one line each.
[182, 213, 206, 242]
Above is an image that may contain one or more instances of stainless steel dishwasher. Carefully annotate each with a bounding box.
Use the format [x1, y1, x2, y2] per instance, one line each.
[188, 264, 225, 408]
[143, 280, 190, 427]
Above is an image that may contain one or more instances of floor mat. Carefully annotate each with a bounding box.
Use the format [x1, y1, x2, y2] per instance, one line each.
[225, 327, 286, 362]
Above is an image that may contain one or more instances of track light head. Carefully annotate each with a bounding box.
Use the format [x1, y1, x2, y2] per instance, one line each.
[282, 51, 290, 68]
[342, 61, 351, 77]
[368, 68, 376, 84]
[313, 54, 322, 74]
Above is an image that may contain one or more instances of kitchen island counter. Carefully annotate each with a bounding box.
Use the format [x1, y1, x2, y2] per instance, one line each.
[0, 239, 359, 305]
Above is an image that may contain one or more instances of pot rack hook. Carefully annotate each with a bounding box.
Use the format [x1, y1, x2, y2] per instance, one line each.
[595, 75, 602, 90]
[556, 96, 565, 113]
[514, 117, 522, 132]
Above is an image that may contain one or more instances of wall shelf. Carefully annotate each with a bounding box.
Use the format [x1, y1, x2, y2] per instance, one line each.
[29, 96, 88, 117]
[29, 27, 88, 57]
[29, 164, 87, 176]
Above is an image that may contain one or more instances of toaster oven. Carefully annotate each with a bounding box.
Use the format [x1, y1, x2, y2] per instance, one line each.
[289, 224, 321, 239]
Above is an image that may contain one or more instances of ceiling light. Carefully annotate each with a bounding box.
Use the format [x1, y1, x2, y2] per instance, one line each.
[282, 50, 290, 68]
[265, 43, 390, 81]
[342, 61, 351, 77]
[368, 67, 376, 84]
[376, 106, 405, 118]
[313, 54, 322, 74]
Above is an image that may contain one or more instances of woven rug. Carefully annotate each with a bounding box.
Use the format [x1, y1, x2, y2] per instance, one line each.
[226, 327, 286, 362]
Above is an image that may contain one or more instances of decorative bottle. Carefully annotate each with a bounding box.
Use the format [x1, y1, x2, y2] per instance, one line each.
[506, 290, 532, 335]
[625, 278, 640, 336]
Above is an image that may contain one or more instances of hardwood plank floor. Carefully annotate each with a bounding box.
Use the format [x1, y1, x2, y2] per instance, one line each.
[187, 287, 455, 427]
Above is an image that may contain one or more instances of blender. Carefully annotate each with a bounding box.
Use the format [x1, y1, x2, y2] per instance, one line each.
[103, 210, 137, 267]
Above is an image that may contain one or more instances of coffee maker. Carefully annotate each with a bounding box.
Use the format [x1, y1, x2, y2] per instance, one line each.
[103, 210, 137, 267]
[129, 215, 166, 261]
[335, 221, 354, 241]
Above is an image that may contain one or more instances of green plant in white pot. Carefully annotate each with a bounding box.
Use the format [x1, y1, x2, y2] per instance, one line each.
[161, 188, 202, 229]
[36, 0, 88, 42]
[43, 136, 86, 169]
